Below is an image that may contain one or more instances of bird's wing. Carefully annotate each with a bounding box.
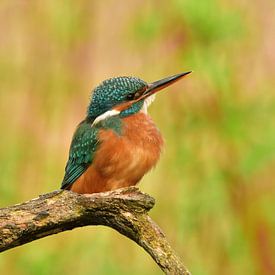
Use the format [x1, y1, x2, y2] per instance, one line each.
[61, 121, 99, 189]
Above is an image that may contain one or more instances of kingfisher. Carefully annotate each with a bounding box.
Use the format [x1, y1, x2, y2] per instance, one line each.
[61, 72, 191, 194]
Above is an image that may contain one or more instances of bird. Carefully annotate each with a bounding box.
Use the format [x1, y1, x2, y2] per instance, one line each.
[61, 72, 191, 194]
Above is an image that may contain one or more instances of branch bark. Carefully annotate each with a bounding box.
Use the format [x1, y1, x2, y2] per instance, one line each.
[0, 187, 190, 274]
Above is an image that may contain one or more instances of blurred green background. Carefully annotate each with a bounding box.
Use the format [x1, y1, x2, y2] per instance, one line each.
[0, 0, 274, 274]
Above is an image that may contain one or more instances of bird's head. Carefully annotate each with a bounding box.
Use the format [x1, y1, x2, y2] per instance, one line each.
[87, 72, 191, 124]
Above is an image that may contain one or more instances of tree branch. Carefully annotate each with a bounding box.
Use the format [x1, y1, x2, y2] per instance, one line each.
[0, 187, 190, 274]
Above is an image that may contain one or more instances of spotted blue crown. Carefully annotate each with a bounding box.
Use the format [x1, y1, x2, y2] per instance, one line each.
[87, 76, 147, 119]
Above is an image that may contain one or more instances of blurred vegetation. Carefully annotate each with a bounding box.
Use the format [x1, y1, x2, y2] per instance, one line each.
[0, 0, 274, 274]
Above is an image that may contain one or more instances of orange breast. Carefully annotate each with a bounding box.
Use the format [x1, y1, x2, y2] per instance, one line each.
[70, 112, 164, 194]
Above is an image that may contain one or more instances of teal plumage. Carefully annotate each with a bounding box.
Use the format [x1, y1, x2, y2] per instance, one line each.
[61, 72, 191, 193]
[61, 116, 125, 189]
[61, 121, 99, 189]
[62, 76, 147, 190]
[87, 76, 147, 119]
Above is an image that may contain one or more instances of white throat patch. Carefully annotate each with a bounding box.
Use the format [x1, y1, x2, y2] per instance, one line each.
[92, 109, 120, 126]
[141, 95, 155, 114]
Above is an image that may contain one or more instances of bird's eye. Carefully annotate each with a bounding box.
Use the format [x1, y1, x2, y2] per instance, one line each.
[129, 86, 147, 100]
[127, 93, 135, 100]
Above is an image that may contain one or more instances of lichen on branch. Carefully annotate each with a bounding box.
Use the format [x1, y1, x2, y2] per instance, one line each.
[0, 187, 190, 275]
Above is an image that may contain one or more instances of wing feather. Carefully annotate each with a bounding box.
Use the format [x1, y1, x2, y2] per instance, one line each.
[61, 121, 99, 189]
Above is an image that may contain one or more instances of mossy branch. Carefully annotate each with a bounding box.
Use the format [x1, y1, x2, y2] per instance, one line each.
[0, 187, 190, 274]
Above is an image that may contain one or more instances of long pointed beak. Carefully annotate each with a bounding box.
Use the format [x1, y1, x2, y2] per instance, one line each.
[145, 71, 192, 97]
[114, 71, 192, 112]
